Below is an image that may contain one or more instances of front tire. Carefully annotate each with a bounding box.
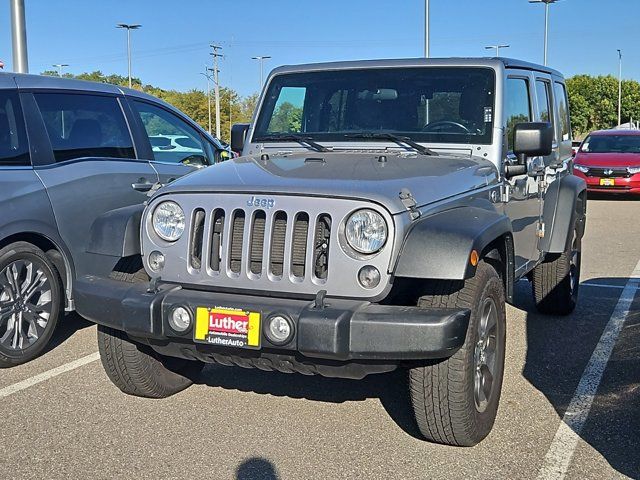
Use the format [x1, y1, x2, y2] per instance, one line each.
[0, 242, 64, 368]
[408, 261, 506, 446]
[97, 324, 204, 398]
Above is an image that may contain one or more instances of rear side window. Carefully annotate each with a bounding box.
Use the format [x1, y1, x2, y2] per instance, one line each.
[505, 78, 532, 151]
[554, 82, 571, 141]
[34, 93, 135, 163]
[0, 91, 30, 166]
[535, 80, 552, 123]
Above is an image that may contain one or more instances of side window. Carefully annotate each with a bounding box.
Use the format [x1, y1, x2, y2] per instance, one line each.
[133, 100, 209, 166]
[554, 82, 571, 141]
[34, 93, 135, 163]
[535, 80, 552, 123]
[0, 91, 30, 166]
[267, 86, 306, 133]
[505, 78, 532, 152]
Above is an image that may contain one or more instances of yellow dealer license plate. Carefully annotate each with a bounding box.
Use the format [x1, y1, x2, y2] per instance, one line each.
[600, 178, 615, 186]
[194, 307, 261, 349]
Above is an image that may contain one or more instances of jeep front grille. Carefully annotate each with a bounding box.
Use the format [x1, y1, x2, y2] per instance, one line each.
[145, 194, 395, 298]
[190, 207, 331, 282]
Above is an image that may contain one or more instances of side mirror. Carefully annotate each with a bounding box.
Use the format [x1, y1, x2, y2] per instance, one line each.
[513, 122, 554, 164]
[231, 123, 250, 154]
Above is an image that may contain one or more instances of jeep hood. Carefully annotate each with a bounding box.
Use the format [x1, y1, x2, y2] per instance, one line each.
[160, 152, 499, 214]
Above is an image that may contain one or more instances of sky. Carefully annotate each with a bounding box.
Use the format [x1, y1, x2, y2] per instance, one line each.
[0, 0, 637, 98]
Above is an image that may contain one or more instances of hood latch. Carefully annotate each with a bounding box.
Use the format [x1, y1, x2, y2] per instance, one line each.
[399, 188, 420, 220]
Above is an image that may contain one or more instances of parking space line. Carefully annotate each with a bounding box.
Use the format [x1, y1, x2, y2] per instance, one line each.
[537, 259, 640, 480]
[0, 352, 99, 399]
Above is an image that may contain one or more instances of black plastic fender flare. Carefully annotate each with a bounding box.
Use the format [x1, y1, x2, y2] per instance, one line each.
[86, 204, 144, 257]
[393, 206, 513, 281]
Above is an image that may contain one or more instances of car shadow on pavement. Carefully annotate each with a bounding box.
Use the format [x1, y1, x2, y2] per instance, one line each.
[519, 277, 640, 478]
[42, 312, 94, 356]
[197, 362, 423, 440]
[235, 457, 280, 480]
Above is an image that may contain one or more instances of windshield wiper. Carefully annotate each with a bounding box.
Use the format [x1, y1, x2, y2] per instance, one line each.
[344, 132, 438, 156]
[253, 134, 329, 152]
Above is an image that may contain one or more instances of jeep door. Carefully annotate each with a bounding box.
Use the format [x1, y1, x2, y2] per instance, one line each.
[20, 89, 158, 279]
[503, 73, 542, 272]
[124, 98, 219, 186]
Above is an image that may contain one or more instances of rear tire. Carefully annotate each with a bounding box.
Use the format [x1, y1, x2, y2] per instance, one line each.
[0, 242, 64, 368]
[97, 324, 204, 398]
[407, 261, 506, 446]
[532, 220, 582, 315]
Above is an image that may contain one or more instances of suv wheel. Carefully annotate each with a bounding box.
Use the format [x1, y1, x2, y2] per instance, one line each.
[97, 324, 204, 398]
[0, 242, 64, 367]
[407, 261, 506, 446]
[532, 218, 582, 315]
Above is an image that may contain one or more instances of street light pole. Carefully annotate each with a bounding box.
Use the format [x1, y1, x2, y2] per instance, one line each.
[10, 0, 28, 73]
[200, 70, 213, 134]
[529, 0, 558, 66]
[485, 45, 510, 57]
[116, 23, 141, 88]
[618, 49, 623, 127]
[52, 63, 69, 76]
[251, 56, 271, 87]
[424, 0, 430, 58]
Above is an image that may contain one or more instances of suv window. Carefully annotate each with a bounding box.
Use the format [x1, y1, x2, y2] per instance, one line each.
[535, 80, 552, 123]
[0, 91, 30, 166]
[266, 86, 306, 133]
[554, 82, 571, 141]
[505, 78, 532, 151]
[132, 100, 210, 166]
[34, 93, 135, 163]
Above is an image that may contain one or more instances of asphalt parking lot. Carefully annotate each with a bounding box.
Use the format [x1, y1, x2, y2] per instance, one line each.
[1, 196, 639, 480]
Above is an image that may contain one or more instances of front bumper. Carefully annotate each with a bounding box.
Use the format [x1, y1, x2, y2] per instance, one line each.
[75, 276, 470, 379]
[574, 170, 640, 194]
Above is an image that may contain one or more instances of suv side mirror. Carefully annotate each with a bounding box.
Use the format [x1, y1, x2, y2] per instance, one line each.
[513, 122, 553, 164]
[231, 123, 250, 154]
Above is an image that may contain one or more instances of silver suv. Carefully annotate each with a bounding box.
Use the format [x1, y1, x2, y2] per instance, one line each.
[0, 72, 229, 367]
[76, 58, 586, 446]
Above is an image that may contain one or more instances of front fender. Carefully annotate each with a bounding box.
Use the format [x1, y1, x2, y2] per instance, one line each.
[541, 174, 587, 254]
[87, 204, 144, 257]
[393, 207, 512, 280]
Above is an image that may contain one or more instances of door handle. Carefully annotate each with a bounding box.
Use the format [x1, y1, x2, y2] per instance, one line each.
[132, 182, 153, 192]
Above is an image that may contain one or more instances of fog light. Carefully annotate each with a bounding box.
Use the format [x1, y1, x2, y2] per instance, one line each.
[358, 265, 381, 289]
[148, 251, 165, 272]
[266, 315, 293, 345]
[169, 306, 192, 332]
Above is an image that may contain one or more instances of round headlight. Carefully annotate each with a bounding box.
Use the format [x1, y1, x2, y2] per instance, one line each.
[152, 201, 185, 242]
[345, 209, 388, 254]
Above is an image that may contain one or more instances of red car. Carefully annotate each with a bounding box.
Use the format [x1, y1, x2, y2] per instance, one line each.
[573, 129, 640, 194]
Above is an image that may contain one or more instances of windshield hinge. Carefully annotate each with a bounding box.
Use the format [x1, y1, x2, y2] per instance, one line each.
[399, 188, 420, 220]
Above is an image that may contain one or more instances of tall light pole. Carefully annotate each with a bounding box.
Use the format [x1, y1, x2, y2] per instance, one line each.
[424, 0, 430, 58]
[116, 23, 141, 88]
[252, 56, 271, 87]
[200, 68, 214, 135]
[485, 45, 510, 57]
[10, 0, 29, 73]
[52, 63, 69, 76]
[210, 44, 223, 139]
[529, 0, 558, 66]
[617, 49, 623, 128]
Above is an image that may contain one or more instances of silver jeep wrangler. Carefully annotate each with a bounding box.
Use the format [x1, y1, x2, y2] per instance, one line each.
[76, 58, 586, 446]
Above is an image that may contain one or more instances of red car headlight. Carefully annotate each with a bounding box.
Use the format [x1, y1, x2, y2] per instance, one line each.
[574, 164, 589, 174]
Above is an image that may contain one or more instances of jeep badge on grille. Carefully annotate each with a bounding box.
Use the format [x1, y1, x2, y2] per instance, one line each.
[247, 196, 275, 209]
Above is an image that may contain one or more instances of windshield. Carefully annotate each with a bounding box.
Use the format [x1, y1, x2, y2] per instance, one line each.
[253, 67, 495, 145]
[580, 134, 640, 153]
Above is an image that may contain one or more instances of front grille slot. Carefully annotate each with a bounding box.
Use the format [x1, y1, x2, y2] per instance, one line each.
[269, 211, 287, 277]
[250, 211, 266, 275]
[291, 213, 309, 278]
[209, 209, 225, 272]
[313, 214, 331, 280]
[229, 210, 245, 274]
[586, 168, 631, 178]
[189, 209, 205, 270]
